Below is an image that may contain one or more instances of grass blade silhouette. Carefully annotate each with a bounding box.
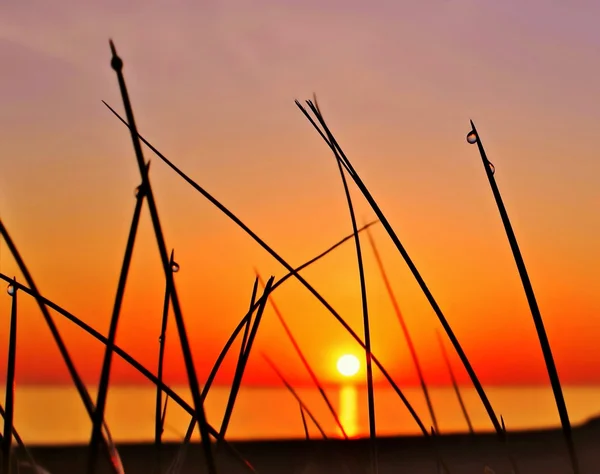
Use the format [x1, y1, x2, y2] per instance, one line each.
[309, 96, 377, 474]
[155, 249, 176, 468]
[255, 270, 348, 439]
[366, 224, 439, 433]
[171, 277, 269, 474]
[295, 99, 501, 437]
[101, 102, 428, 435]
[0, 273, 255, 473]
[262, 354, 327, 439]
[89, 169, 147, 473]
[2, 278, 18, 474]
[218, 276, 275, 446]
[299, 403, 310, 440]
[0, 220, 119, 472]
[436, 330, 472, 434]
[105, 40, 216, 474]
[467, 120, 578, 473]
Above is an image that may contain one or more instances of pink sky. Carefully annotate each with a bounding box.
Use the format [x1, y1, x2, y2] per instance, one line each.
[0, 0, 598, 387]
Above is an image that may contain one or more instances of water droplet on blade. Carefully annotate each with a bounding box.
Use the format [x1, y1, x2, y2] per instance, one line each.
[466, 131, 477, 144]
[171, 262, 180, 273]
[7, 284, 15, 296]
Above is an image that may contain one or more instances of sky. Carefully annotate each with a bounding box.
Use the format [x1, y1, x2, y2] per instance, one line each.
[0, 0, 598, 390]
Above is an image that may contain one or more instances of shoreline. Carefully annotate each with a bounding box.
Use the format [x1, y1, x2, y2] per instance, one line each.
[18, 417, 600, 473]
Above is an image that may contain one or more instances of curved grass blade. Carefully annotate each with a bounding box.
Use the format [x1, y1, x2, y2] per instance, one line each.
[106, 40, 216, 474]
[100, 102, 428, 436]
[309, 96, 377, 473]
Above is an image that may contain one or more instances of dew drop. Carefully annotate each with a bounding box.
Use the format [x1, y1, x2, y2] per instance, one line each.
[466, 130, 478, 144]
[158, 336, 163, 344]
[135, 186, 142, 198]
[7, 284, 15, 296]
[171, 262, 180, 273]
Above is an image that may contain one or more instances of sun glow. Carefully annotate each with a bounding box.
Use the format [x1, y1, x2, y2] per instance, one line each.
[336, 354, 360, 377]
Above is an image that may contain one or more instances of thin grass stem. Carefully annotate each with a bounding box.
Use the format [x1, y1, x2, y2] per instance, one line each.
[107, 40, 216, 474]
[299, 403, 310, 440]
[89, 171, 147, 473]
[435, 330, 472, 434]
[155, 249, 176, 469]
[310, 97, 377, 473]
[468, 120, 577, 472]
[218, 277, 275, 446]
[2, 278, 18, 474]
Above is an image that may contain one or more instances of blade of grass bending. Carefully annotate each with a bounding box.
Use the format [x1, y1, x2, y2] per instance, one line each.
[262, 354, 327, 439]
[155, 249, 176, 469]
[310, 96, 377, 473]
[218, 276, 275, 447]
[89, 169, 147, 473]
[299, 403, 310, 440]
[255, 271, 348, 440]
[108, 40, 216, 474]
[366, 224, 439, 433]
[435, 330, 472, 434]
[2, 278, 18, 474]
[0, 274, 256, 473]
[101, 103, 428, 436]
[467, 120, 577, 473]
[0, 221, 120, 473]
[295, 99, 501, 437]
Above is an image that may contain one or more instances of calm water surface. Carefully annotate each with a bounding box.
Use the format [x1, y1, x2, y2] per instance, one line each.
[2, 385, 599, 445]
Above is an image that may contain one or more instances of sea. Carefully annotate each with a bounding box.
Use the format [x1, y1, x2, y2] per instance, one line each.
[1, 385, 599, 445]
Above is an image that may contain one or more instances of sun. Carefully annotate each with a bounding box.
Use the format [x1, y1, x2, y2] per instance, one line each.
[337, 354, 360, 377]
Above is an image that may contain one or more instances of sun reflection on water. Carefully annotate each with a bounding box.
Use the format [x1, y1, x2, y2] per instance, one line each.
[339, 383, 358, 438]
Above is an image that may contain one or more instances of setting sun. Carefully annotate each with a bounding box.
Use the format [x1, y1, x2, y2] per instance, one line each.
[337, 354, 360, 377]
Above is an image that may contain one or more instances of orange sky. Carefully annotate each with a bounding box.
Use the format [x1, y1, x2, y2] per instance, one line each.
[0, 0, 598, 389]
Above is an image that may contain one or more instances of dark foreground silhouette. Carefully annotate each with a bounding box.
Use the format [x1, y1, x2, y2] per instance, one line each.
[18, 416, 600, 474]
